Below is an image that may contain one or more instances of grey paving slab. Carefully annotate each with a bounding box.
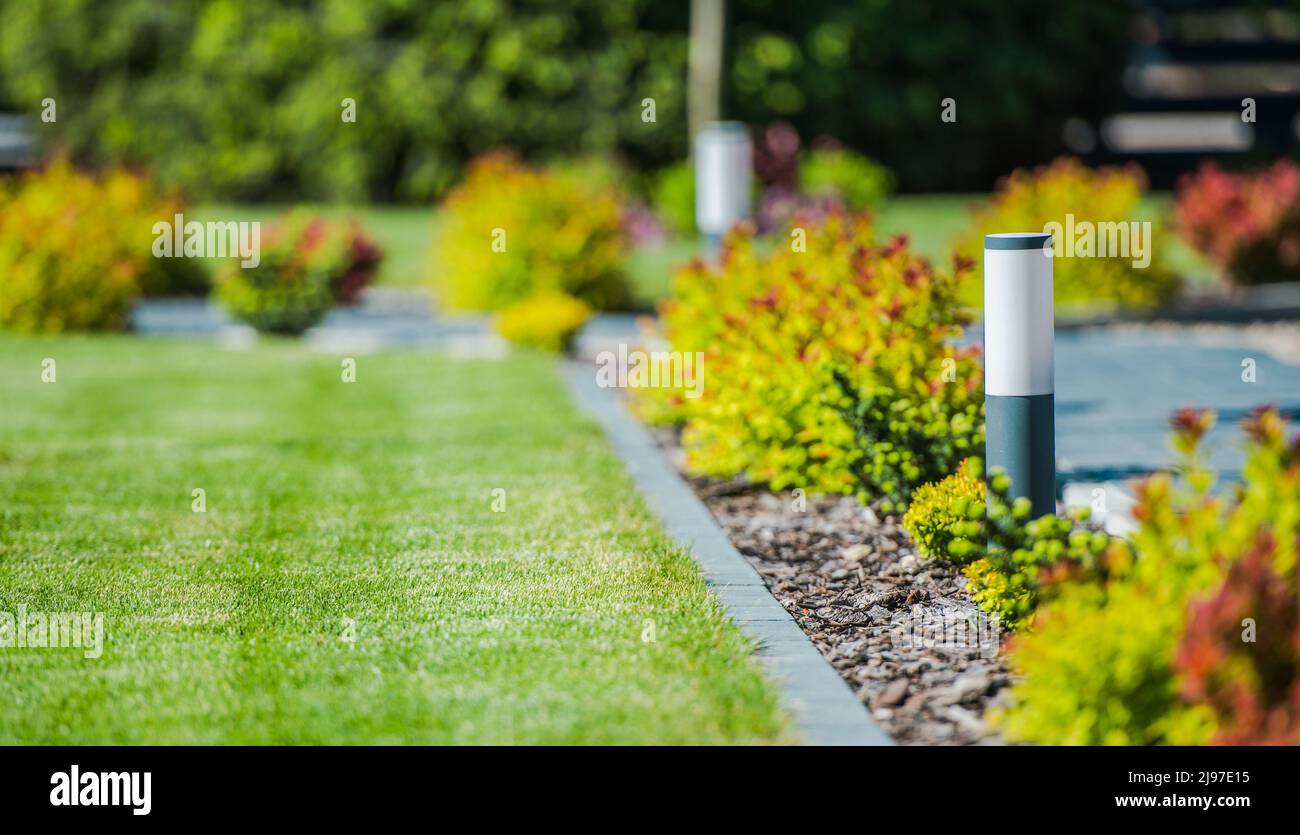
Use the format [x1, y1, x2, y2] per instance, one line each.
[561, 360, 891, 746]
[130, 292, 500, 352]
[1050, 329, 1300, 482]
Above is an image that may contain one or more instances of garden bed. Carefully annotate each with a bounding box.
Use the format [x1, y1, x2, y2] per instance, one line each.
[650, 427, 1012, 745]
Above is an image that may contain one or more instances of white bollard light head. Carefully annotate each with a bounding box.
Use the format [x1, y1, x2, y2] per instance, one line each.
[983, 233, 1055, 397]
[694, 121, 752, 237]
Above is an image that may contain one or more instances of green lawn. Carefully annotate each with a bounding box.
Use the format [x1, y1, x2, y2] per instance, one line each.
[874, 194, 979, 263]
[0, 335, 788, 744]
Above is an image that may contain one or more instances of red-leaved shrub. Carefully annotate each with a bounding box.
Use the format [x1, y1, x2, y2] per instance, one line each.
[1175, 531, 1300, 745]
[332, 220, 382, 305]
[1174, 160, 1300, 285]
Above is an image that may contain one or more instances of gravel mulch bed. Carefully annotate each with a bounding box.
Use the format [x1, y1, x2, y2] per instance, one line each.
[651, 429, 1012, 745]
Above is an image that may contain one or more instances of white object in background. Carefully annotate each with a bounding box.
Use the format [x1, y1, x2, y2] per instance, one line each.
[694, 121, 752, 236]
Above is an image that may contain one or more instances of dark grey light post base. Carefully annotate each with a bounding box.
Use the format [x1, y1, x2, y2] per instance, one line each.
[703, 232, 722, 261]
[985, 393, 1056, 517]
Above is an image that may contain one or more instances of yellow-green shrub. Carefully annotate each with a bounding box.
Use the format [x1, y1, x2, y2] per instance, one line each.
[994, 407, 1300, 745]
[642, 212, 983, 508]
[433, 152, 630, 312]
[0, 161, 143, 332]
[901, 456, 1112, 631]
[955, 157, 1177, 311]
[902, 459, 985, 562]
[494, 291, 591, 353]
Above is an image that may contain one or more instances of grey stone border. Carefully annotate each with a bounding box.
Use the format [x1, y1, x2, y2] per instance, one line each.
[561, 361, 892, 746]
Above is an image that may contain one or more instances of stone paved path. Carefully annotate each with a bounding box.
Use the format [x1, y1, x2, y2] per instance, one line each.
[132, 289, 504, 355]
[1052, 327, 1300, 482]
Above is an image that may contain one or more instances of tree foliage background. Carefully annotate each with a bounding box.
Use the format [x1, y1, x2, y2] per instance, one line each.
[0, 0, 1130, 201]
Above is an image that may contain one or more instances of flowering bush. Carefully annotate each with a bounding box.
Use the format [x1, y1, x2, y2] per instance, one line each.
[216, 211, 378, 336]
[1173, 160, 1300, 286]
[995, 407, 1300, 745]
[434, 152, 630, 312]
[0, 161, 143, 332]
[641, 211, 983, 508]
[328, 219, 382, 305]
[1175, 531, 1300, 744]
[494, 290, 591, 353]
[955, 157, 1178, 311]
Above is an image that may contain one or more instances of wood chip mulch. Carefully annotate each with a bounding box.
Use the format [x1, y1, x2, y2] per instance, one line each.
[654, 428, 1014, 745]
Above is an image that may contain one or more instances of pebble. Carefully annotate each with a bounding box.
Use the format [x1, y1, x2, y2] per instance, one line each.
[841, 543, 872, 563]
[876, 678, 909, 707]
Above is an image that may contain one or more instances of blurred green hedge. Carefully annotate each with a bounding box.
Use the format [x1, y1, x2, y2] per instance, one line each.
[725, 0, 1131, 192]
[0, 0, 688, 201]
[0, 0, 1129, 200]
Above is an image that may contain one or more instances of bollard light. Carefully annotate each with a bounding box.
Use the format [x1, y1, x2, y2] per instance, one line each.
[983, 233, 1056, 518]
[694, 121, 752, 255]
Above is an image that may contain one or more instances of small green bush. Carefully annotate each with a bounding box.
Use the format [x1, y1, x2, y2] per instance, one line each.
[651, 160, 696, 237]
[798, 148, 893, 210]
[215, 211, 371, 336]
[0, 161, 143, 332]
[901, 459, 984, 563]
[434, 152, 630, 312]
[494, 290, 591, 354]
[901, 457, 1112, 631]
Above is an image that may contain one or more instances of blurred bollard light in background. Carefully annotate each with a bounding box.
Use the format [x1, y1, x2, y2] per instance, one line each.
[694, 121, 751, 257]
[0, 113, 35, 171]
[983, 233, 1057, 518]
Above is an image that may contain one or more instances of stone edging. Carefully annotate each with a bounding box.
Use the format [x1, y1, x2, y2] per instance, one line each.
[561, 360, 892, 746]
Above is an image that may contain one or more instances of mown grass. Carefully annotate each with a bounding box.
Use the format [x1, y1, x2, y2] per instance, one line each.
[0, 335, 789, 744]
